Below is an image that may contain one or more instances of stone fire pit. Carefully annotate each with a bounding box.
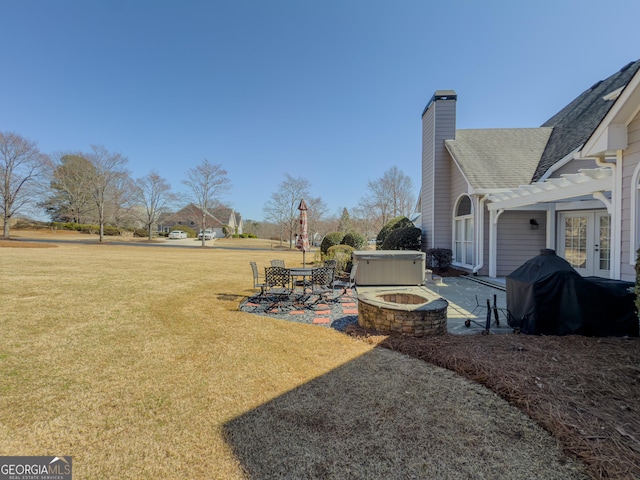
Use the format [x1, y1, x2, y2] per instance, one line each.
[357, 287, 448, 336]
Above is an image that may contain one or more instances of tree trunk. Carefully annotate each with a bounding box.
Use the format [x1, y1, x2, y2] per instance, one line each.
[99, 204, 105, 243]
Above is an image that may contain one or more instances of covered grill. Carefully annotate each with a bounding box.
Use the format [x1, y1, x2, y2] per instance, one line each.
[506, 249, 637, 336]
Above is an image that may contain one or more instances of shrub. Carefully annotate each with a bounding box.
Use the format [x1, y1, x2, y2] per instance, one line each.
[341, 232, 367, 250]
[320, 232, 345, 254]
[102, 225, 121, 236]
[381, 226, 422, 251]
[426, 248, 453, 272]
[376, 216, 414, 249]
[326, 244, 354, 272]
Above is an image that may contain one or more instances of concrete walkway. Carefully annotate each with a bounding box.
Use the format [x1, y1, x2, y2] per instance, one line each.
[422, 275, 512, 335]
[354, 275, 512, 335]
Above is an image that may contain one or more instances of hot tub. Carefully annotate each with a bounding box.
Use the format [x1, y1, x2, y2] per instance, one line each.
[352, 250, 426, 286]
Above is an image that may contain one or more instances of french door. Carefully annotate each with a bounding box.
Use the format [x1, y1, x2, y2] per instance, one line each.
[559, 211, 610, 277]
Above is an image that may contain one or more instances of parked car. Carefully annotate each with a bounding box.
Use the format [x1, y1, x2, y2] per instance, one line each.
[198, 229, 215, 240]
[168, 230, 188, 239]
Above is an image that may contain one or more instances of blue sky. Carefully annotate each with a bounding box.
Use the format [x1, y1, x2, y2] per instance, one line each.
[2, 0, 639, 221]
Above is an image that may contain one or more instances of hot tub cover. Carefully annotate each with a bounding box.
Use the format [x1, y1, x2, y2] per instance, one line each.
[352, 250, 426, 286]
[352, 251, 425, 261]
[506, 249, 637, 336]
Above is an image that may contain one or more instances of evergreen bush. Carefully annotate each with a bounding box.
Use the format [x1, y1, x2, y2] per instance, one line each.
[425, 248, 453, 272]
[376, 216, 414, 249]
[381, 226, 422, 251]
[326, 244, 354, 272]
[341, 232, 367, 250]
[320, 232, 345, 254]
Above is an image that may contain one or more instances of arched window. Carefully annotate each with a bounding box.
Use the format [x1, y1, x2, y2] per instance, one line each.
[453, 195, 473, 267]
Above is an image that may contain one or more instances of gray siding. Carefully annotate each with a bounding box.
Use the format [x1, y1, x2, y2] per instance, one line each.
[479, 200, 490, 276]
[421, 97, 456, 250]
[432, 99, 456, 249]
[450, 163, 469, 206]
[621, 112, 640, 281]
[496, 210, 547, 276]
[421, 103, 435, 249]
[548, 159, 598, 178]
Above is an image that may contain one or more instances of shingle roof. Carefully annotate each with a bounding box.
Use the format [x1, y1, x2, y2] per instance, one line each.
[532, 59, 640, 181]
[445, 128, 552, 189]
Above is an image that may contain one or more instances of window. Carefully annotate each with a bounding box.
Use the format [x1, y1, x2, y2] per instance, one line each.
[453, 195, 473, 266]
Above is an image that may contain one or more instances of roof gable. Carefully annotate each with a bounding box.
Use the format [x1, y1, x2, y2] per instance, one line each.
[533, 59, 640, 180]
[446, 128, 552, 189]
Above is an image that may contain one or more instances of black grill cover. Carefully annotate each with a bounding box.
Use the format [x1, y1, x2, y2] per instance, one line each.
[506, 249, 638, 336]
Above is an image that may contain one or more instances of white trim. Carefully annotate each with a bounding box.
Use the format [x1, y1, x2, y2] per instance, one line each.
[452, 194, 474, 268]
[612, 151, 622, 279]
[592, 191, 613, 213]
[546, 204, 556, 250]
[473, 196, 486, 274]
[538, 147, 583, 182]
[583, 67, 640, 156]
[629, 161, 640, 265]
[486, 168, 613, 211]
[488, 209, 504, 277]
[556, 199, 610, 211]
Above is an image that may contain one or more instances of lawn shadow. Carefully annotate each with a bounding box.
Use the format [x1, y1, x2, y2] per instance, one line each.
[222, 348, 587, 479]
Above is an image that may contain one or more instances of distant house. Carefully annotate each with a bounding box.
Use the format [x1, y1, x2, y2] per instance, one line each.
[159, 204, 243, 238]
[420, 58, 640, 281]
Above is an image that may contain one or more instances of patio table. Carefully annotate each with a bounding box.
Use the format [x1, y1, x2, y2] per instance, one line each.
[289, 267, 316, 293]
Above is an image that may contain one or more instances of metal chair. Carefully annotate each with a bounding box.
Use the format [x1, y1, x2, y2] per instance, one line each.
[264, 266, 293, 311]
[311, 266, 335, 299]
[270, 259, 286, 268]
[323, 259, 337, 271]
[264, 266, 291, 296]
[249, 261, 266, 295]
[333, 262, 358, 297]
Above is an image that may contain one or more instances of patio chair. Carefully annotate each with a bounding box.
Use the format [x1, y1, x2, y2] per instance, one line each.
[333, 262, 358, 297]
[264, 266, 293, 312]
[311, 266, 335, 299]
[249, 261, 266, 295]
[270, 259, 286, 268]
[264, 266, 292, 296]
[323, 259, 337, 272]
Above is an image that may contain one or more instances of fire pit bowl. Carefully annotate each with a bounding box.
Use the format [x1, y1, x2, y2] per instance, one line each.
[357, 288, 448, 336]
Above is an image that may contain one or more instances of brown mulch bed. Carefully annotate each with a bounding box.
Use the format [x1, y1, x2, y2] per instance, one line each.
[345, 326, 640, 480]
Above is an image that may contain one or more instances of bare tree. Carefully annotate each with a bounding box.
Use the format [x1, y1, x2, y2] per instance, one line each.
[306, 196, 328, 245]
[107, 173, 137, 229]
[43, 154, 97, 224]
[263, 174, 311, 248]
[134, 171, 176, 240]
[351, 205, 378, 240]
[0, 132, 51, 238]
[182, 159, 231, 246]
[359, 166, 415, 232]
[87, 145, 129, 242]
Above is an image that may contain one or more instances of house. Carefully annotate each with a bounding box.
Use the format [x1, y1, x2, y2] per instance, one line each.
[159, 204, 243, 238]
[420, 58, 640, 281]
